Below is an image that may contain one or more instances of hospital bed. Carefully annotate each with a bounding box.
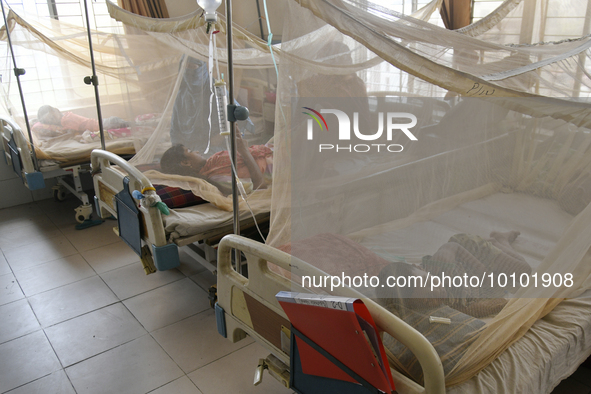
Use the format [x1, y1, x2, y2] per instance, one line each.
[91, 149, 271, 275]
[213, 125, 591, 394]
[216, 232, 591, 394]
[1, 114, 146, 223]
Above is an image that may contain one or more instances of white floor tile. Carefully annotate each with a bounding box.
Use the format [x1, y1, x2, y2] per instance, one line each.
[3, 235, 77, 272]
[151, 309, 254, 373]
[61, 222, 121, 253]
[0, 214, 60, 251]
[66, 335, 184, 394]
[101, 262, 185, 300]
[28, 276, 118, 327]
[81, 240, 140, 274]
[0, 203, 44, 224]
[0, 252, 10, 275]
[0, 299, 40, 344]
[14, 254, 95, 297]
[0, 273, 24, 306]
[147, 376, 203, 394]
[0, 331, 62, 393]
[188, 343, 294, 394]
[45, 303, 147, 367]
[4, 369, 76, 394]
[123, 278, 211, 332]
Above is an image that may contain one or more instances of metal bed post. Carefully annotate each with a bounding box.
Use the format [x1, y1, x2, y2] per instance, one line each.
[225, 0, 242, 274]
[82, 0, 106, 151]
[0, 1, 39, 171]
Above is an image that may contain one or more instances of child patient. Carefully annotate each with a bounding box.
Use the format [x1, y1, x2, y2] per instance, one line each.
[377, 231, 530, 318]
[33, 105, 129, 142]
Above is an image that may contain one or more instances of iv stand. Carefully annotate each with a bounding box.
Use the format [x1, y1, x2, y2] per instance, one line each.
[0, 1, 39, 171]
[225, 0, 242, 274]
[82, 0, 106, 151]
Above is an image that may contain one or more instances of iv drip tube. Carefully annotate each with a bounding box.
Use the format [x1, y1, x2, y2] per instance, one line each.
[0, 1, 39, 170]
[82, 0, 106, 151]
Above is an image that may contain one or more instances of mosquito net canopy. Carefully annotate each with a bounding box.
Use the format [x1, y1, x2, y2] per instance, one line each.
[0, 8, 183, 164]
[264, 0, 591, 388]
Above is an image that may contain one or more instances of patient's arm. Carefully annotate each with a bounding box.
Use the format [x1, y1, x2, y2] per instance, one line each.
[236, 133, 267, 190]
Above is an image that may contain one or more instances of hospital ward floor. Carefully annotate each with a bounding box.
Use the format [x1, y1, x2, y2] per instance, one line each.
[0, 197, 590, 394]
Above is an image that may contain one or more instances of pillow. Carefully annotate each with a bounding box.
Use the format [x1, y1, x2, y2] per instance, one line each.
[154, 184, 206, 209]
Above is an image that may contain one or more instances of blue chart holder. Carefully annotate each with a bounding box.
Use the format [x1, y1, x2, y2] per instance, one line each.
[115, 177, 142, 256]
[152, 243, 180, 271]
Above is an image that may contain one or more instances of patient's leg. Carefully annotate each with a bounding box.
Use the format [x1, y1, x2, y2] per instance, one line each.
[487, 231, 531, 275]
[430, 242, 486, 277]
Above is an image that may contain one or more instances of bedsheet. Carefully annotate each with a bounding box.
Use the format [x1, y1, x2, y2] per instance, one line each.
[149, 172, 273, 242]
[358, 191, 574, 272]
[447, 295, 591, 394]
[162, 202, 268, 242]
[354, 191, 589, 393]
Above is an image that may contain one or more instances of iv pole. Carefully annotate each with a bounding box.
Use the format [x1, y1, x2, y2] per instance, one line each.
[200, 0, 250, 273]
[225, 0, 242, 275]
[0, 1, 39, 170]
[82, 0, 106, 151]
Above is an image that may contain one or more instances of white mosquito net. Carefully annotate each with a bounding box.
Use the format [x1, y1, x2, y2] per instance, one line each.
[264, 0, 591, 388]
[0, 7, 184, 164]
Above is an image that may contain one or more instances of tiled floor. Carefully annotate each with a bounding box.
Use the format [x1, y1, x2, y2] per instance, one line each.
[0, 196, 590, 394]
[0, 197, 293, 394]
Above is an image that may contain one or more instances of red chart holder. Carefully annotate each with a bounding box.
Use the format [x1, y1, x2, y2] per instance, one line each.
[276, 291, 396, 394]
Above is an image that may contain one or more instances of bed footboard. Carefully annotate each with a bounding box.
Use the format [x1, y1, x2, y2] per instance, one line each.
[216, 234, 445, 394]
[0, 116, 45, 190]
[91, 149, 179, 272]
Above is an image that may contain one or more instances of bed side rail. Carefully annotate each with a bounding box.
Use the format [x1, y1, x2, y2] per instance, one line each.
[216, 234, 445, 394]
[91, 149, 178, 272]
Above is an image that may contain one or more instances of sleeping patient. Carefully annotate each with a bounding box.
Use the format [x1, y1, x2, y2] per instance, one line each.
[377, 230, 530, 318]
[159, 132, 273, 195]
[280, 230, 531, 384]
[32, 105, 129, 143]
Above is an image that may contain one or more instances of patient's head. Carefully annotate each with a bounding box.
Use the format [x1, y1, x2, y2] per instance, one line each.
[37, 105, 63, 125]
[160, 144, 207, 176]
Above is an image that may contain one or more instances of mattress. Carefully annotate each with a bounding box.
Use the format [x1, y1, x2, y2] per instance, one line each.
[357, 191, 590, 394]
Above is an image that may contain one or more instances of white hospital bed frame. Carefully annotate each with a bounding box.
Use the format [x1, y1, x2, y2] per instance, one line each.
[91, 149, 269, 275]
[215, 234, 446, 394]
[1, 115, 94, 222]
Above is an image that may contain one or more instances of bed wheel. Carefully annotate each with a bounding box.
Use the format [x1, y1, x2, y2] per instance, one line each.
[53, 186, 67, 202]
[208, 285, 217, 308]
[75, 204, 93, 223]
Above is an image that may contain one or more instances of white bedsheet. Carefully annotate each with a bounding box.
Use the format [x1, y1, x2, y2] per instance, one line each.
[448, 295, 591, 394]
[360, 192, 590, 394]
[162, 203, 263, 242]
[361, 192, 574, 272]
